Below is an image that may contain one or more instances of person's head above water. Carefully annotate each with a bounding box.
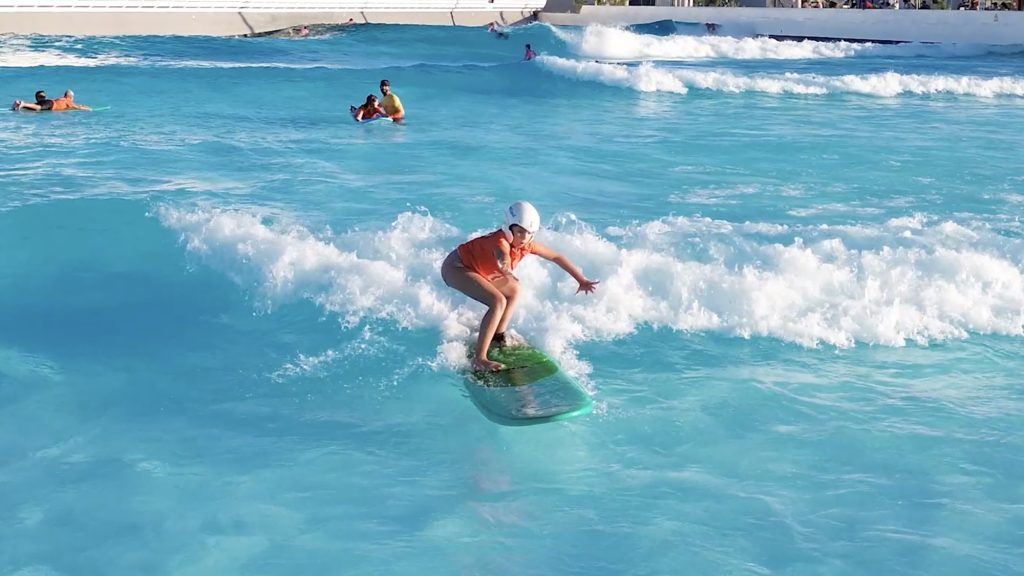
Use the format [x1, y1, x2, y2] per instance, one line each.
[34, 90, 46, 102]
[364, 94, 378, 106]
[379, 79, 391, 95]
[503, 201, 540, 243]
[64, 89, 74, 100]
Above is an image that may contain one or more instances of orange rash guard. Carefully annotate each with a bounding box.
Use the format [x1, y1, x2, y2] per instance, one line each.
[457, 229, 535, 278]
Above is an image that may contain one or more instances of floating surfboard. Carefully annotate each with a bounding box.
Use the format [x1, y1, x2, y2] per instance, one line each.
[464, 344, 592, 426]
[358, 115, 391, 124]
[351, 110, 391, 123]
[10, 103, 110, 112]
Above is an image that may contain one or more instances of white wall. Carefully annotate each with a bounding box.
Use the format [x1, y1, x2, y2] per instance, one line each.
[541, 6, 1024, 44]
[0, 0, 544, 9]
[0, 0, 545, 34]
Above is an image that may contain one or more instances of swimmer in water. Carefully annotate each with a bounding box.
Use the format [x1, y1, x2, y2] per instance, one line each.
[351, 94, 386, 122]
[487, 22, 510, 40]
[13, 89, 91, 112]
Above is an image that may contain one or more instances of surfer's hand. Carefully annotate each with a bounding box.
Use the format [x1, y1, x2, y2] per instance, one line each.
[576, 279, 599, 294]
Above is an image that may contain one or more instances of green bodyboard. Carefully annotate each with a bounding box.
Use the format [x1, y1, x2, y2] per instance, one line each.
[464, 344, 593, 426]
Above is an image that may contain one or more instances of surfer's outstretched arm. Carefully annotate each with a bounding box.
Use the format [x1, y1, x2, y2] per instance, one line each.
[530, 242, 600, 294]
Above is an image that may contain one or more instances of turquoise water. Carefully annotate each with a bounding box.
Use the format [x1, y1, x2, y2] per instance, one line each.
[2, 23, 1024, 575]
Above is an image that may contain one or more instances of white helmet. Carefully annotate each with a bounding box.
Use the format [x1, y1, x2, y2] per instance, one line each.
[503, 201, 541, 241]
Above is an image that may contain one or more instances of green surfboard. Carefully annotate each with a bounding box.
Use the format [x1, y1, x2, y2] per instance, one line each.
[464, 344, 593, 426]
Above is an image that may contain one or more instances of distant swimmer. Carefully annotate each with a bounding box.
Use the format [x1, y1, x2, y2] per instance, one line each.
[524, 43, 537, 61]
[440, 201, 600, 373]
[379, 79, 404, 122]
[350, 94, 386, 122]
[487, 22, 510, 40]
[12, 89, 91, 112]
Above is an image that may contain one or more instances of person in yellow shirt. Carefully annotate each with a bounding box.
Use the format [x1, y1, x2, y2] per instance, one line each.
[379, 79, 404, 121]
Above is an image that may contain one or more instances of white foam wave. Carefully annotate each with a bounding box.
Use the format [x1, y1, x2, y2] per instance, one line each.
[0, 35, 472, 70]
[158, 59, 330, 69]
[553, 25, 860, 61]
[551, 24, 1024, 62]
[539, 56, 1024, 98]
[815, 70, 1024, 97]
[0, 45, 489, 71]
[158, 206, 456, 328]
[158, 207, 1024, 376]
[0, 37, 137, 68]
[154, 59, 497, 70]
[150, 59, 357, 70]
[539, 56, 688, 94]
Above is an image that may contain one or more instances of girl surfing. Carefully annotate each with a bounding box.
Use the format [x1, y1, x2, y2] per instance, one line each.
[441, 201, 600, 372]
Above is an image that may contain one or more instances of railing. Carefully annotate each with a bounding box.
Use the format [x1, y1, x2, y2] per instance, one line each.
[0, 0, 544, 10]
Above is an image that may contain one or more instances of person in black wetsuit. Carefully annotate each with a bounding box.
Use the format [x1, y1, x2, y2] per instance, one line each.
[11, 90, 53, 111]
[34, 90, 54, 110]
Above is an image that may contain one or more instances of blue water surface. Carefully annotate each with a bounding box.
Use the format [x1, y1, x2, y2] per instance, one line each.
[2, 22, 1023, 576]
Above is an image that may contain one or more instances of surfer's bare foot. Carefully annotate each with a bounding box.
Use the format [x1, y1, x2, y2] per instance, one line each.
[473, 358, 504, 372]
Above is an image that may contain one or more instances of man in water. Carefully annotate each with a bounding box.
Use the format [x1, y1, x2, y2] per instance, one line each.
[11, 90, 51, 111]
[379, 79, 404, 121]
[524, 44, 537, 61]
[487, 22, 509, 40]
[13, 89, 91, 112]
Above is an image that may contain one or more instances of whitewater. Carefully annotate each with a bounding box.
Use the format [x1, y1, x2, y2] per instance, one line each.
[1, 22, 1023, 576]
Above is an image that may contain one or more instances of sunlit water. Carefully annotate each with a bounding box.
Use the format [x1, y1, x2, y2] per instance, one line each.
[2, 22, 1023, 576]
